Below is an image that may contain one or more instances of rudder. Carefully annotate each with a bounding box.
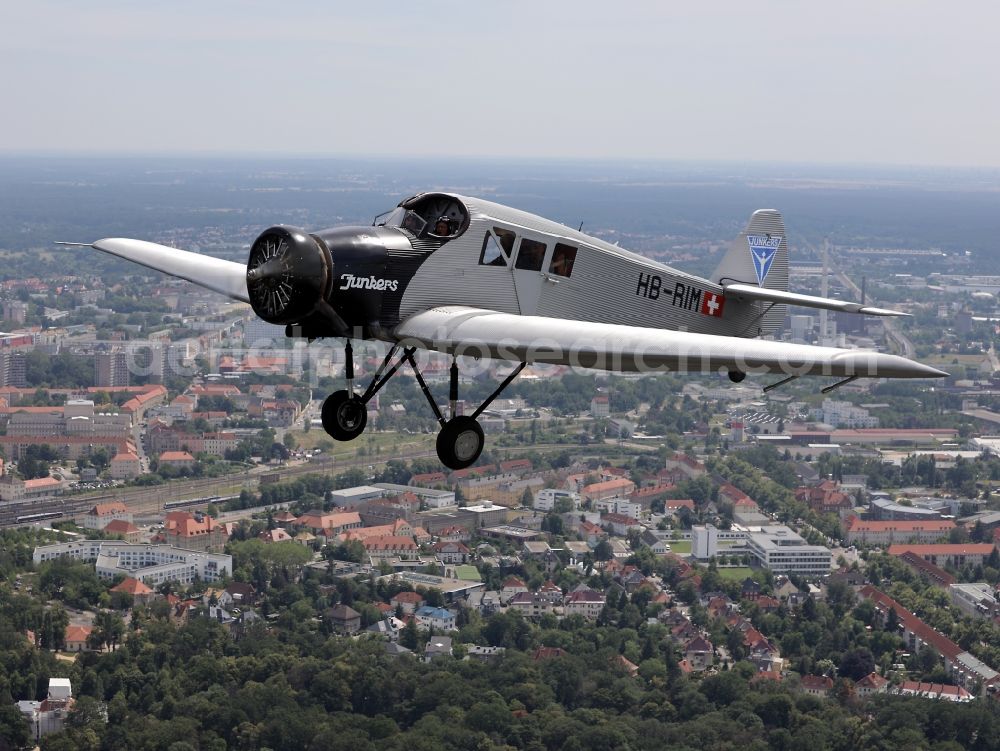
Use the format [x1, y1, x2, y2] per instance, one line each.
[712, 209, 788, 336]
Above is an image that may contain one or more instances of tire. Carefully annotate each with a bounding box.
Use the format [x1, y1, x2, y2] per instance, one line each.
[436, 416, 485, 470]
[321, 390, 367, 441]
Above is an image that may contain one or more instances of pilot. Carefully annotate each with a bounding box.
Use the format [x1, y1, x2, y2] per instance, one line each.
[434, 217, 452, 236]
[550, 246, 573, 276]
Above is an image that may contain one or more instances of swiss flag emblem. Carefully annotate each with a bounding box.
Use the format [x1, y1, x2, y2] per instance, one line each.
[701, 292, 725, 317]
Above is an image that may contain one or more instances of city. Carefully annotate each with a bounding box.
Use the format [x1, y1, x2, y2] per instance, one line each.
[1, 156, 1000, 749]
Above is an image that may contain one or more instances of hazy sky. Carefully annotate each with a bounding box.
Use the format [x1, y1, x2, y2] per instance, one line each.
[2, 1, 998, 167]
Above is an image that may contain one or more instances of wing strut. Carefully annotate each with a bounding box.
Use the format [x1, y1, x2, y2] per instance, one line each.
[763, 375, 800, 393]
[821, 375, 860, 394]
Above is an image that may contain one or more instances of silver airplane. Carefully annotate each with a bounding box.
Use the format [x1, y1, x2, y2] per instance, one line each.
[62, 192, 946, 469]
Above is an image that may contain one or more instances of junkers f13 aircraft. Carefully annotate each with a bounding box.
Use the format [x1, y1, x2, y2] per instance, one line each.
[64, 192, 946, 469]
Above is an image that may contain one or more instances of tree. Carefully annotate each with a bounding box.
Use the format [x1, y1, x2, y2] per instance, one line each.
[521, 487, 534, 508]
[594, 539, 613, 562]
[0, 704, 31, 749]
[838, 647, 876, 681]
[400, 618, 418, 650]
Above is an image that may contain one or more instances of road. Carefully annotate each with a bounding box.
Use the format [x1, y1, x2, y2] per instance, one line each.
[834, 268, 915, 358]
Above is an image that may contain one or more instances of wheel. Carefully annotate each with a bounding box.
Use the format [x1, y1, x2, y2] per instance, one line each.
[321, 390, 367, 441]
[436, 416, 485, 470]
[728, 369, 746, 383]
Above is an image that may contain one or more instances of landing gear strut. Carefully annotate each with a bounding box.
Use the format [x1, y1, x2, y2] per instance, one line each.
[320, 341, 525, 470]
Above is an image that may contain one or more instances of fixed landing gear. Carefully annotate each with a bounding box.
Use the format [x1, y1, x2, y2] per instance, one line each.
[436, 416, 485, 470]
[320, 341, 524, 470]
[320, 390, 367, 440]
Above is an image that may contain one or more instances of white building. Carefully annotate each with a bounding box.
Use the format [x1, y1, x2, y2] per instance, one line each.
[949, 583, 1000, 621]
[33, 540, 231, 585]
[414, 605, 458, 631]
[374, 483, 456, 509]
[812, 399, 879, 428]
[595, 496, 641, 519]
[327, 485, 387, 507]
[533, 488, 581, 512]
[744, 526, 832, 575]
[692, 524, 719, 559]
[17, 678, 74, 741]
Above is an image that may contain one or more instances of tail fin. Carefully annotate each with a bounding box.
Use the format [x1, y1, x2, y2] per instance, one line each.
[712, 209, 789, 336]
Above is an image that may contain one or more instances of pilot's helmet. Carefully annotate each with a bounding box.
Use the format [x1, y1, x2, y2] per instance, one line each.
[435, 216, 451, 233]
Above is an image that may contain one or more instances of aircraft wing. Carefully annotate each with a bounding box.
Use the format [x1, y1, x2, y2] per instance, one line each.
[393, 306, 945, 379]
[722, 283, 907, 317]
[59, 238, 249, 303]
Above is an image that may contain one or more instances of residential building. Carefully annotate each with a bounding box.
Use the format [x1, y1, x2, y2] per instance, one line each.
[327, 604, 361, 634]
[799, 675, 834, 697]
[110, 451, 142, 480]
[860, 585, 999, 693]
[294, 510, 362, 534]
[895, 681, 972, 702]
[508, 591, 555, 619]
[162, 511, 229, 553]
[362, 536, 419, 560]
[949, 583, 1000, 620]
[854, 672, 889, 697]
[414, 605, 457, 631]
[563, 588, 606, 619]
[390, 591, 425, 614]
[534, 488, 580, 512]
[424, 636, 453, 661]
[17, 678, 74, 741]
[888, 543, 996, 569]
[95, 349, 129, 388]
[110, 576, 155, 604]
[83, 501, 132, 531]
[845, 518, 956, 546]
[104, 519, 142, 544]
[602, 512, 642, 536]
[64, 625, 93, 652]
[684, 636, 714, 672]
[158, 451, 196, 470]
[582, 478, 636, 503]
[501, 576, 529, 603]
[433, 541, 471, 564]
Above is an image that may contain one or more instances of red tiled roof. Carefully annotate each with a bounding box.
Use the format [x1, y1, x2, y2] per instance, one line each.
[888, 543, 995, 557]
[159, 451, 195, 462]
[104, 519, 139, 535]
[859, 585, 962, 660]
[848, 519, 955, 532]
[110, 577, 153, 595]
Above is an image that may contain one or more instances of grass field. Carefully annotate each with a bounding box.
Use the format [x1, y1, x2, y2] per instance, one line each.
[666, 540, 691, 554]
[717, 567, 754, 581]
[290, 428, 436, 460]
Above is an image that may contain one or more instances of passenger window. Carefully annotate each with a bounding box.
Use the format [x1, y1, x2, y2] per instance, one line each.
[549, 243, 577, 277]
[493, 227, 516, 257]
[515, 238, 546, 271]
[479, 233, 508, 267]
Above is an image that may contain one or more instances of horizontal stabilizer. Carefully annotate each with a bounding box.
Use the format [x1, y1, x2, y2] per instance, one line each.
[722, 283, 909, 317]
[58, 239, 249, 304]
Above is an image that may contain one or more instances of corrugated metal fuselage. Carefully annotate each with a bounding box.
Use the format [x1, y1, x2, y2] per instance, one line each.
[392, 194, 773, 338]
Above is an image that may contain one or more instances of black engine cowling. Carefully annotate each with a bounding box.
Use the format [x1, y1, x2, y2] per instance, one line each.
[246, 226, 331, 325]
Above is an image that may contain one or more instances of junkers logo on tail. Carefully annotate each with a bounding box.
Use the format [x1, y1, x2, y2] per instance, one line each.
[747, 234, 782, 286]
[339, 274, 399, 292]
